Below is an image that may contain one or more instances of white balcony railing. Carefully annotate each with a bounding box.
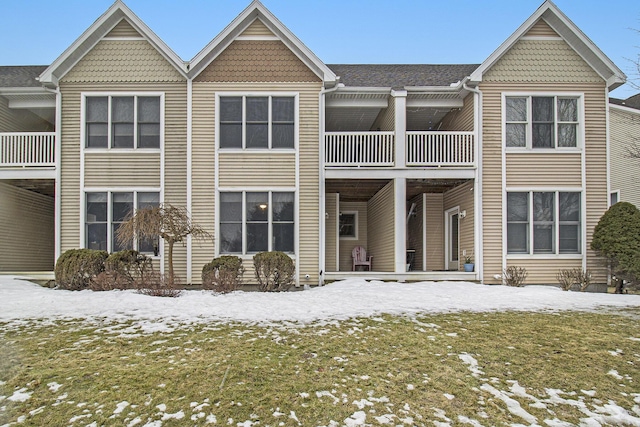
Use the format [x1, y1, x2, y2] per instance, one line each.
[0, 132, 55, 167]
[325, 132, 395, 167]
[406, 131, 474, 167]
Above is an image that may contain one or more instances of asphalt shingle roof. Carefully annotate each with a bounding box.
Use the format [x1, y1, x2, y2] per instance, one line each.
[610, 93, 640, 111]
[327, 64, 480, 88]
[0, 66, 47, 88]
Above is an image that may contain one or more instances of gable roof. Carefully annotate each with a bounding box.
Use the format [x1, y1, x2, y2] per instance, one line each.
[38, 0, 186, 88]
[0, 66, 48, 88]
[470, 0, 625, 89]
[610, 94, 640, 111]
[327, 64, 480, 89]
[189, 0, 336, 85]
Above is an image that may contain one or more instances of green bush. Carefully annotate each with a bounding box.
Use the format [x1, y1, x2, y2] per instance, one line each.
[105, 250, 152, 285]
[591, 202, 640, 293]
[253, 251, 295, 292]
[202, 255, 244, 293]
[54, 249, 108, 290]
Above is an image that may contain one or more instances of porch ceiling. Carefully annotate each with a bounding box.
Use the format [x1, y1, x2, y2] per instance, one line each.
[326, 178, 471, 202]
[2, 179, 55, 197]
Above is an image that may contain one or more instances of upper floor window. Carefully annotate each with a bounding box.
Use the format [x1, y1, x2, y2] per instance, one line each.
[219, 96, 295, 149]
[505, 96, 579, 149]
[86, 95, 161, 149]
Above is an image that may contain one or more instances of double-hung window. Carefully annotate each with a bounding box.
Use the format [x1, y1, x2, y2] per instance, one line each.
[505, 95, 579, 149]
[507, 191, 581, 255]
[339, 212, 358, 239]
[85, 191, 160, 254]
[219, 191, 295, 254]
[85, 95, 161, 148]
[219, 95, 295, 149]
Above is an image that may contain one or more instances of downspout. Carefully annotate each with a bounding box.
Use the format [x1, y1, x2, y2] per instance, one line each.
[318, 79, 342, 286]
[462, 80, 483, 283]
[186, 78, 193, 284]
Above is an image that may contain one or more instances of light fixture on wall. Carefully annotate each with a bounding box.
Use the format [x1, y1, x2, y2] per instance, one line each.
[459, 210, 467, 219]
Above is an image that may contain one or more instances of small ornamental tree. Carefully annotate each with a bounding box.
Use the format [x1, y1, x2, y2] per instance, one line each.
[116, 204, 212, 283]
[591, 202, 640, 293]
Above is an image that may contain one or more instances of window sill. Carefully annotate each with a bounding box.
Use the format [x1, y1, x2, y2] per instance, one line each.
[507, 254, 583, 260]
[217, 148, 296, 153]
[220, 253, 297, 260]
[84, 148, 161, 153]
[505, 148, 582, 154]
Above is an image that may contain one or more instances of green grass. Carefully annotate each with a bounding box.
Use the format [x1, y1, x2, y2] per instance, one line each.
[1, 310, 639, 426]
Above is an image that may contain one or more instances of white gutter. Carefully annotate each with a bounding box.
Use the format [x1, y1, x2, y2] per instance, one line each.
[463, 80, 484, 283]
[318, 80, 342, 286]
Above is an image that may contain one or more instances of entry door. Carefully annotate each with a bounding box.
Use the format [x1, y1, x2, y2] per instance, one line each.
[445, 207, 459, 271]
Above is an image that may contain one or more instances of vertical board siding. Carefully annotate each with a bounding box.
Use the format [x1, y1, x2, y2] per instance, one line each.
[506, 153, 582, 186]
[425, 193, 444, 271]
[0, 96, 54, 132]
[218, 152, 295, 187]
[324, 193, 337, 272]
[610, 108, 640, 208]
[0, 182, 54, 271]
[407, 194, 424, 271]
[367, 181, 395, 272]
[84, 153, 161, 187]
[443, 181, 475, 271]
[439, 93, 474, 132]
[338, 201, 368, 272]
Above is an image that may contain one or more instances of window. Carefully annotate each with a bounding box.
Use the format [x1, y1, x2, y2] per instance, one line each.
[505, 96, 579, 149]
[507, 191, 581, 255]
[339, 212, 358, 239]
[610, 190, 620, 206]
[85, 191, 160, 254]
[220, 191, 295, 254]
[85, 95, 161, 148]
[219, 95, 295, 149]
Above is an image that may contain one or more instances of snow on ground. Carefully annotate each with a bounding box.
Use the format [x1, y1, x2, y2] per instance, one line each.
[0, 275, 638, 330]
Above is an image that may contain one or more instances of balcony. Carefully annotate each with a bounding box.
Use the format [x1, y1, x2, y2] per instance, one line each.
[0, 132, 55, 168]
[324, 131, 475, 168]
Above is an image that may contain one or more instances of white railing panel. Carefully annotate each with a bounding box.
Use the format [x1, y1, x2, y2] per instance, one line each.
[325, 132, 395, 167]
[0, 132, 56, 167]
[406, 131, 475, 167]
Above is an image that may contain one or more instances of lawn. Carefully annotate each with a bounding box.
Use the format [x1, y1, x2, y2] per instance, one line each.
[1, 309, 639, 426]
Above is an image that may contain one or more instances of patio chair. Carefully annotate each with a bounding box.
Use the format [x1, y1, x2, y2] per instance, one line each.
[352, 246, 373, 271]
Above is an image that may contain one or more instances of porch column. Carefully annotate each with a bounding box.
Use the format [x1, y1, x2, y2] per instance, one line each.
[393, 90, 407, 168]
[394, 177, 407, 274]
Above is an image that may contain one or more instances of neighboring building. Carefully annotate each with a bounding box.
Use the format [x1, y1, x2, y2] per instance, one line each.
[0, 0, 626, 286]
[609, 94, 640, 208]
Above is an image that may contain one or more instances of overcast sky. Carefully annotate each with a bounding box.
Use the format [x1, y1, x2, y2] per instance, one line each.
[1, 0, 638, 98]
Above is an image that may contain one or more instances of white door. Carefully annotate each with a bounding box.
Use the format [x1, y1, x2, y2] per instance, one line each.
[445, 207, 460, 271]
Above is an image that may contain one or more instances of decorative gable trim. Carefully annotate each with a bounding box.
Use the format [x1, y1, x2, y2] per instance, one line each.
[470, 0, 625, 89]
[39, 0, 186, 88]
[189, 0, 336, 85]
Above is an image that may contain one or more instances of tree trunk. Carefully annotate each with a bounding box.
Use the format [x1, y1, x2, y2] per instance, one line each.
[167, 240, 175, 284]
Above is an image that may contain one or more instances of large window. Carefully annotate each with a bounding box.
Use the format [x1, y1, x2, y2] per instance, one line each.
[85, 191, 160, 254]
[507, 191, 581, 255]
[219, 191, 295, 254]
[85, 95, 161, 148]
[219, 95, 295, 149]
[505, 96, 579, 149]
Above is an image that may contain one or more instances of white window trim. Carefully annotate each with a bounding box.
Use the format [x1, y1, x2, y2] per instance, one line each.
[339, 211, 358, 240]
[505, 187, 584, 259]
[609, 189, 620, 207]
[217, 188, 297, 257]
[215, 92, 298, 151]
[444, 206, 460, 271]
[81, 188, 162, 257]
[81, 92, 164, 152]
[502, 92, 584, 152]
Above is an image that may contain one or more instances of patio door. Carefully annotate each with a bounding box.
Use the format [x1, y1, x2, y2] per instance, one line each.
[445, 207, 459, 270]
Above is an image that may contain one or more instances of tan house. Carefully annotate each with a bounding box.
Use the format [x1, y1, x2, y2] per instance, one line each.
[609, 94, 640, 209]
[0, 0, 626, 287]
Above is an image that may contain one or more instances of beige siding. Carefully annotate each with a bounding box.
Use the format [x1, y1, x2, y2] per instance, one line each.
[84, 152, 161, 187]
[507, 258, 582, 284]
[218, 152, 295, 187]
[425, 194, 444, 271]
[610, 107, 640, 208]
[0, 182, 54, 271]
[194, 40, 319, 83]
[367, 181, 395, 272]
[63, 40, 184, 83]
[105, 19, 141, 38]
[444, 181, 475, 270]
[0, 96, 53, 132]
[407, 194, 424, 271]
[440, 93, 474, 131]
[240, 19, 274, 37]
[372, 98, 395, 131]
[338, 201, 368, 272]
[524, 19, 559, 37]
[324, 193, 338, 272]
[506, 153, 582, 187]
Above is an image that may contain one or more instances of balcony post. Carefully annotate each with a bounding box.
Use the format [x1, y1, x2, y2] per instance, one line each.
[394, 177, 407, 276]
[393, 90, 407, 168]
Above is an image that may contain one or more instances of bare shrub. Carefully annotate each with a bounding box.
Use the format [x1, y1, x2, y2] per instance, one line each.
[502, 266, 528, 287]
[134, 272, 182, 298]
[202, 256, 244, 293]
[253, 251, 295, 292]
[89, 271, 132, 291]
[574, 268, 592, 292]
[556, 269, 575, 291]
[556, 268, 592, 292]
